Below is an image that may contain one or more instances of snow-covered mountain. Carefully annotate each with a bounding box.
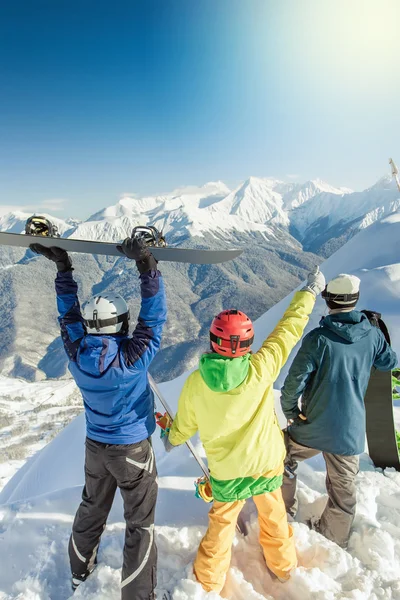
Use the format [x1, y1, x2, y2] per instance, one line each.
[0, 174, 398, 249]
[290, 176, 400, 255]
[68, 174, 400, 254]
[0, 210, 399, 599]
[0, 173, 399, 381]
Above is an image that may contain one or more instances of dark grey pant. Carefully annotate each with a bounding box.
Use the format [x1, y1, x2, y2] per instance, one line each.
[282, 431, 359, 548]
[69, 437, 158, 600]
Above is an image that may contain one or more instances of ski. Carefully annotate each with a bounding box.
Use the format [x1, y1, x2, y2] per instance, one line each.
[362, 310, 400, 471]
[148, 374, 247, 535]
[0, 231, 242, 265]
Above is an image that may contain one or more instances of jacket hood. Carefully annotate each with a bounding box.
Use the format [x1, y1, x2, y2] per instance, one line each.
[199, 353, 250, 392]
[77, 335, 121, 376]
[320, 311, 372, 343]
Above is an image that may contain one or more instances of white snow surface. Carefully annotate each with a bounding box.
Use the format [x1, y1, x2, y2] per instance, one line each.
[0, 385, 399, 600]
[1, 213, 400, 599]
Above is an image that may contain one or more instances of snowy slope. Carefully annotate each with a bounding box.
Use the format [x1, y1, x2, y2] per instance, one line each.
[280, 179, 352, 211]
[1, 215, 400, 599]
[290, 176, 400, 241]
[0, 388, 399, 600]
[0, 377, 81, 490]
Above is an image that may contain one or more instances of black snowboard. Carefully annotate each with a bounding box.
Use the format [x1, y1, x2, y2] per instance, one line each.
[0, 231, 243, 265]
[362, 310, 400, 471]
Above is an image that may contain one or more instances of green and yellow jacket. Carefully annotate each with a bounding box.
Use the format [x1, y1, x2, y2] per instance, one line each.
[168, 290, 315, 502]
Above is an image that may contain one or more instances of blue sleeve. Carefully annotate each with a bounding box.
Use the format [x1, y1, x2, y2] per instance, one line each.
[123, 270, 167, 369]
[280, 332, 317, 420]
[373, 330, 398, 371]
[55, 271, 86, 361]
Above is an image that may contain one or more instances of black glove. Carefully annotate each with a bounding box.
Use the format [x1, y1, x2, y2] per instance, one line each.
[117, 237, 158, 274]
[29, 244, 73, 273]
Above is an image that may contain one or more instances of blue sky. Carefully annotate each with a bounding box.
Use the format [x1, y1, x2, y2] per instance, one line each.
[1, 0, 399, 219]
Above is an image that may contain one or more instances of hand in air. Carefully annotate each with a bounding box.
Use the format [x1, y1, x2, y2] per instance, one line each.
[302, 266, 326, 297]
[117, 237, 150, 261]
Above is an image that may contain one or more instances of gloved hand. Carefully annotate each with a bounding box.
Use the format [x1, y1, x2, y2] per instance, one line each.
[155, 412, 175, 452]
[29, 244, 73, 273]
[155, 412, 172, 437]
[117, 237, 158, 274]
[288, 413, 307, 426]
[301, 266, 326, 297]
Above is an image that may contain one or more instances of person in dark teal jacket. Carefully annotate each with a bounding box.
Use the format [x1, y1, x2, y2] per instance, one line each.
[280, 274, 397, 548]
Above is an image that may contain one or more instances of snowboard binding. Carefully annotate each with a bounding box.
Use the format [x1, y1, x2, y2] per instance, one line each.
[131, 226, 167, 248]
[25, 216, 60, 238]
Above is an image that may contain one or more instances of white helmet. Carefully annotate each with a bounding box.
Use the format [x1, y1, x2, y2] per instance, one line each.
[82, 294, 130, 335]
[322, 274, 360, 307]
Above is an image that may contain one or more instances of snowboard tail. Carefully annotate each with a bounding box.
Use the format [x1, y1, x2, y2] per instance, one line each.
[0, 232, 242, 264]
[364, 369, 400, 470]
[362, 310, 400, 471]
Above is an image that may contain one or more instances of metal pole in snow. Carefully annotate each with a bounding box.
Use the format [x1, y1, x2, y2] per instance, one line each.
[148, 373, 210, 478]
[148, 373, 249, 536]
[389, 158, 400, 192]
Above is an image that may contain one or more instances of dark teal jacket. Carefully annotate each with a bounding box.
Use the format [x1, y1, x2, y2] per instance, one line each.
[281, 311, 397, 455]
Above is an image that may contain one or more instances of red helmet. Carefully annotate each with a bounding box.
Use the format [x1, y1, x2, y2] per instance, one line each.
[210, 310, 254, 358]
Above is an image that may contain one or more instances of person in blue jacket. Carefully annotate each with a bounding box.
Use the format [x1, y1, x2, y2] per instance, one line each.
[280, 274, 397, 548]
[30, 238, 167, 600]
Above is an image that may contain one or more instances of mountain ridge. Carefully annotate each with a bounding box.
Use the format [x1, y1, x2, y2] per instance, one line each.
[0, 174, 398, 253]
[0, 172, 398, 381]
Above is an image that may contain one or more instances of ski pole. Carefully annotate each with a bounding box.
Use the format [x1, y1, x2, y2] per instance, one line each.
[149, 373, 247, 534]
[148, 374, 209, 478]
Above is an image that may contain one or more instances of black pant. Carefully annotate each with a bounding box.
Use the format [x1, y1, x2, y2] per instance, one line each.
[68, 437, 158, 600]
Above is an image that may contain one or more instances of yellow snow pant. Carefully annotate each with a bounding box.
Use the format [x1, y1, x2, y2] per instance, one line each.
[193, 487, 297, 594]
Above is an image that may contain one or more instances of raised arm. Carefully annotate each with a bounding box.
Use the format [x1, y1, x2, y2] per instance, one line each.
[123, 271, 167, 368]
[117, 237, 167, 369]
[251, 268, 324, 382]
[251, 291, 316, 382]
[30, 244, 85, 361]
[55, 270, 86, 360]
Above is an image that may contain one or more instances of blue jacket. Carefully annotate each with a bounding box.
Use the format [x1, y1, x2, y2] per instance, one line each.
[281, 311, 397, 456]
[56, 269, 167, 444]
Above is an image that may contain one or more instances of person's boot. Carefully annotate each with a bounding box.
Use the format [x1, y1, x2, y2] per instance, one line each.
[71, 562, 97, 592]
